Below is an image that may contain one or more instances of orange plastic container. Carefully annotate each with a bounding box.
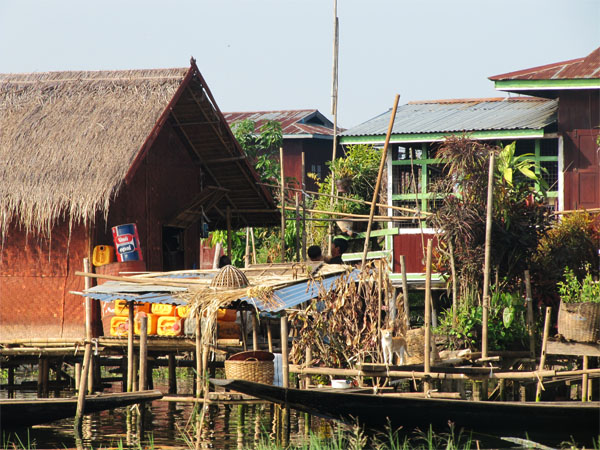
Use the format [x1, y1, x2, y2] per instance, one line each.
[157, 316, 184, 336]
[114, 300, 150, 316]
[151, 303, 176, 316]
[176, 305, 190, 318]
[92, 245, 115, 267]
[110, 316, 130, 337]
[134, 312, 158, 335]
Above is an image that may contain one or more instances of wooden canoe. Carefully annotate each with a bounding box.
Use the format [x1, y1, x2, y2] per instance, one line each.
[212, 379, 599, 445]
[0, 390, 163, 429]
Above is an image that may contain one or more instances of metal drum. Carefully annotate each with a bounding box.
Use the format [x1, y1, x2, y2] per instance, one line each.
[111, 223, 143, 262]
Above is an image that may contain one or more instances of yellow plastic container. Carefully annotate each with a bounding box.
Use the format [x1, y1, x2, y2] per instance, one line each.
[92, 245, 115, 267]
[110, 316, 130, 337]
[176, 305, 190, 318]
[151, 303, 176, 316]
[134, 313, 158, 335]
[114, 300, 150, 317]
[157, 316, 184, 336]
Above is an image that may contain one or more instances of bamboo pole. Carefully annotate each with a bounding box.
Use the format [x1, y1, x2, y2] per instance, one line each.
[252, 313, 259, 351]
[250, 228, 257, 265]
[260, 183, 430, 216]
[582, 356, 590, 402]
[377, 259, 383, 345]
[301, 152, 307, 261]
[267, 322, 273, 353]
[127, 301, 135, 392]
[449, 242, 458, 325]
[400, 255, 410, 330]
[481, 151, 495, 358]
[424, 239, 433, 394]
[212, 242, 222, 269]
[281, 314, 289, 388]
[280, 147, 286, 263]
[536, 307, 552, 401]
[288, 365, 600, 380]
[195, 311, 202, 398]
[139, 316, 148, 391]
[245, 227, 251, 268]
[524, 270, 536, 358]
[84, 258, 94, 395]
[226, 206, 232, 260]
[362, 94, 400, 266]
[75, 260, 93, 430]
[295, 194, 301, 262]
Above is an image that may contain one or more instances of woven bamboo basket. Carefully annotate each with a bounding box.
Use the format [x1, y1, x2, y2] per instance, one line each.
[211, 265, 249, 289]
[224, 358, 274, 384]
[557, 300, 600, 343]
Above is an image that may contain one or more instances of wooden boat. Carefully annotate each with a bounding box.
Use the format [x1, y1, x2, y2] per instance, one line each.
[212, 379, 599, 445]
[0, 390, 163, 429]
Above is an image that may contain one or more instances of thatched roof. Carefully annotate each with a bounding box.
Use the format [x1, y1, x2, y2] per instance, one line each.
[0, 61, 278, 237]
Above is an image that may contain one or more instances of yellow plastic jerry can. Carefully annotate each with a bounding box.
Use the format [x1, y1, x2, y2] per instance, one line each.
[157, 316, 184, 336]
[92, 245, 115, 267]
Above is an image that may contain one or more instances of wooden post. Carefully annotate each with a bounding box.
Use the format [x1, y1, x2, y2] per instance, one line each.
[481, 151, 495, 359]
[582, 356, 590, 402]
[195, 311, 202, 397]
[524, 270, 536, 358]
[377, 259, 383, 337]
[536, 306, 552, 401]
[168, 353, 177, 394]
[7, 367, 14, 398]
[400, 255, 410, 330]
[280, 147, 286, 263]
[212, 242, 222, 269]
[132, 354, 138, 392]
[138, 315, 148, 391]
[304, 347, 312, 389]
[301, 151, 307, 261]
[250, 228, 257, 264]
[127, 301, 135, 392]
[267, 321, 273, 353]
[226, 206, 232, 260]
[423, 239, 433, 395]
[252, 312, 259, 351]
[83, 258, 94, 394]
[361, 94, 400, 266]
[74, 342, 92, 430]
[449, 241, 458, 325]
[245, 227, 251, 268]
[75, 362, 81, 391]
[295, 194, 301, 262]
[280, 314, 289, 388]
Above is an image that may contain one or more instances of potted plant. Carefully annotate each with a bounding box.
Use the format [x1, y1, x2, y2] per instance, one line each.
[556, 265, 600, 342]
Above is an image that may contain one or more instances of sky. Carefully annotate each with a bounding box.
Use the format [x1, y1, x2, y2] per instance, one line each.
[0, 0, 598, 128]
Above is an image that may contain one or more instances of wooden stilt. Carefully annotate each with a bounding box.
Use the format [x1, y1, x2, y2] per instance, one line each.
[168, 353, 177, 394]
[127, 301, 135, 392]
[7, 367, 14, 398]
[252, 313, 259, 351]
[75, 362, 81, 391]
[400, 255, 410, 330]
[535, 306, 552, 401]
[582, 356, 589, 402]
[481, 152, 496, 358]
[132, 354, 139, 392]
[280, 314, 289, 388]
[138, 315, 148, 391]
[195, 311, 202, 397]
[524, 270, 536, 358]
[423, 239, 433, 395]
[74, 342, 92, 430]
[267, 321, 273, 353]
[280, 147, 286, 263]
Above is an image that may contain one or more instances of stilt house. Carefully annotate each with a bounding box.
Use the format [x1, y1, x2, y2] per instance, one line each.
[0, 60, 278, 340]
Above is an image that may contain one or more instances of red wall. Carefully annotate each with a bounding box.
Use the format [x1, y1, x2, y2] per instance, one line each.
[282, 138, 339, 192]
[0, 221, 88, 339]
[392, 233, 437, 273]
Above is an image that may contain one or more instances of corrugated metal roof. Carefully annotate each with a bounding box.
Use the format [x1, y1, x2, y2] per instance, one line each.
[223, 110, 338, 137]
[75, 270, 360, 313]
[490, 47, 600, 81]
[341, 97, 557, 138]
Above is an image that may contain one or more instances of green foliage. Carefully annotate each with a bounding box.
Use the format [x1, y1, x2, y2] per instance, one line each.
[557, 265, 600, 304]
[429, 137, 552, 304]
[231, 119, 283, 183]
[532, 212, 600, 301]
[436, 288, 529, 351]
